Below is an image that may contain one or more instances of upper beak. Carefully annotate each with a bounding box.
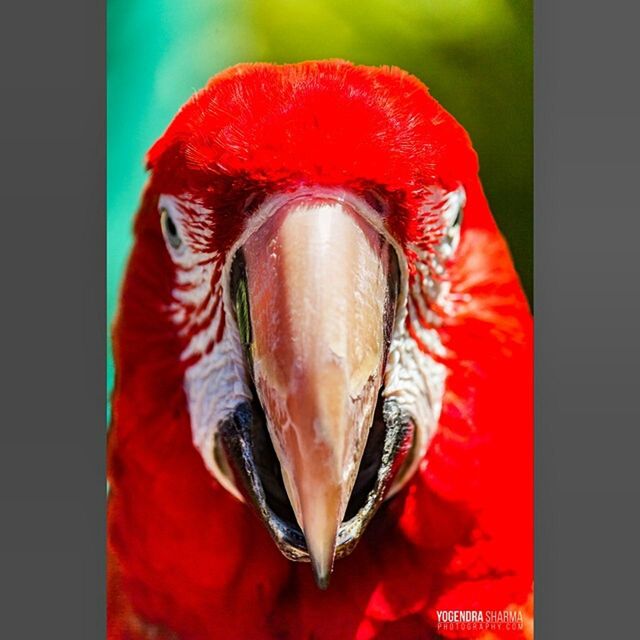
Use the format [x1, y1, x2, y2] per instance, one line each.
[243, 196, 393, 587]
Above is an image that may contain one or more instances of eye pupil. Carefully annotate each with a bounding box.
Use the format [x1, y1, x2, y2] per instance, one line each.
[161, 208, 182, 250]
[165, 214, 177, 236]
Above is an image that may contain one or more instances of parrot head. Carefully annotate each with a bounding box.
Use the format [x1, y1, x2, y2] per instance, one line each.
[117, 60, 506, 589]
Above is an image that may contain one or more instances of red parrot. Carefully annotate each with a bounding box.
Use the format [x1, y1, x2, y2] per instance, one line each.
[108, 61, 532, 639]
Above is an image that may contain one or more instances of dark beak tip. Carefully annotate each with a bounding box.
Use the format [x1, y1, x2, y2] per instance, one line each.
[313, 568, 332, 590]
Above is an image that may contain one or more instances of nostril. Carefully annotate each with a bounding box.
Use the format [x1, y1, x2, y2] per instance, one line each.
[243, 192, 265, 216]
[364, 189, 387, 214]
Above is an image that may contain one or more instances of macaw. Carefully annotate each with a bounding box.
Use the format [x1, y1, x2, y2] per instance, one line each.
[108, 60, 532, 639]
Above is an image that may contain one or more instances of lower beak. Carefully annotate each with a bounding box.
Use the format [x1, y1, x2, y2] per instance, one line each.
[243, 196, 393, 587]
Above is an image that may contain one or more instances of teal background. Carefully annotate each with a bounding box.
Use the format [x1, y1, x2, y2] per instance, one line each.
[107, 0, 533, 398]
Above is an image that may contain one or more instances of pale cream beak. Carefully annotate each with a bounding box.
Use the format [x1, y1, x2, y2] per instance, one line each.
[243, 197, 392, 587]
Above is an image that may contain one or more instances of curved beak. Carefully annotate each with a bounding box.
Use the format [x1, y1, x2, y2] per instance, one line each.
[243, 197, 392, 587]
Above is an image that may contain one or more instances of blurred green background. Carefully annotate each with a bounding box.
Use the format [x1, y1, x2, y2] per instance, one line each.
[107, 0, 532, 397]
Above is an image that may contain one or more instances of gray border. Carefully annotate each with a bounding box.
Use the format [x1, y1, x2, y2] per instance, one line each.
[1, 1, 639, 638]
[0, 0, 106, 637]
[534, 0, 640, 636]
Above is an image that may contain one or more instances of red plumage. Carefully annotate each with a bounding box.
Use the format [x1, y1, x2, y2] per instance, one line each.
[109, 61, 532, 639]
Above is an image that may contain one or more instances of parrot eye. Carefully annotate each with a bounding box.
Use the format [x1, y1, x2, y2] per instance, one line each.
[160, 208, 183, 251]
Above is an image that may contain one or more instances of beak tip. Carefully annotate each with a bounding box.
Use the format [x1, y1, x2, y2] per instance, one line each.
[312, 561, 333, 590]
[306, 527, 337, 589]
[303, 512, 339, 590]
